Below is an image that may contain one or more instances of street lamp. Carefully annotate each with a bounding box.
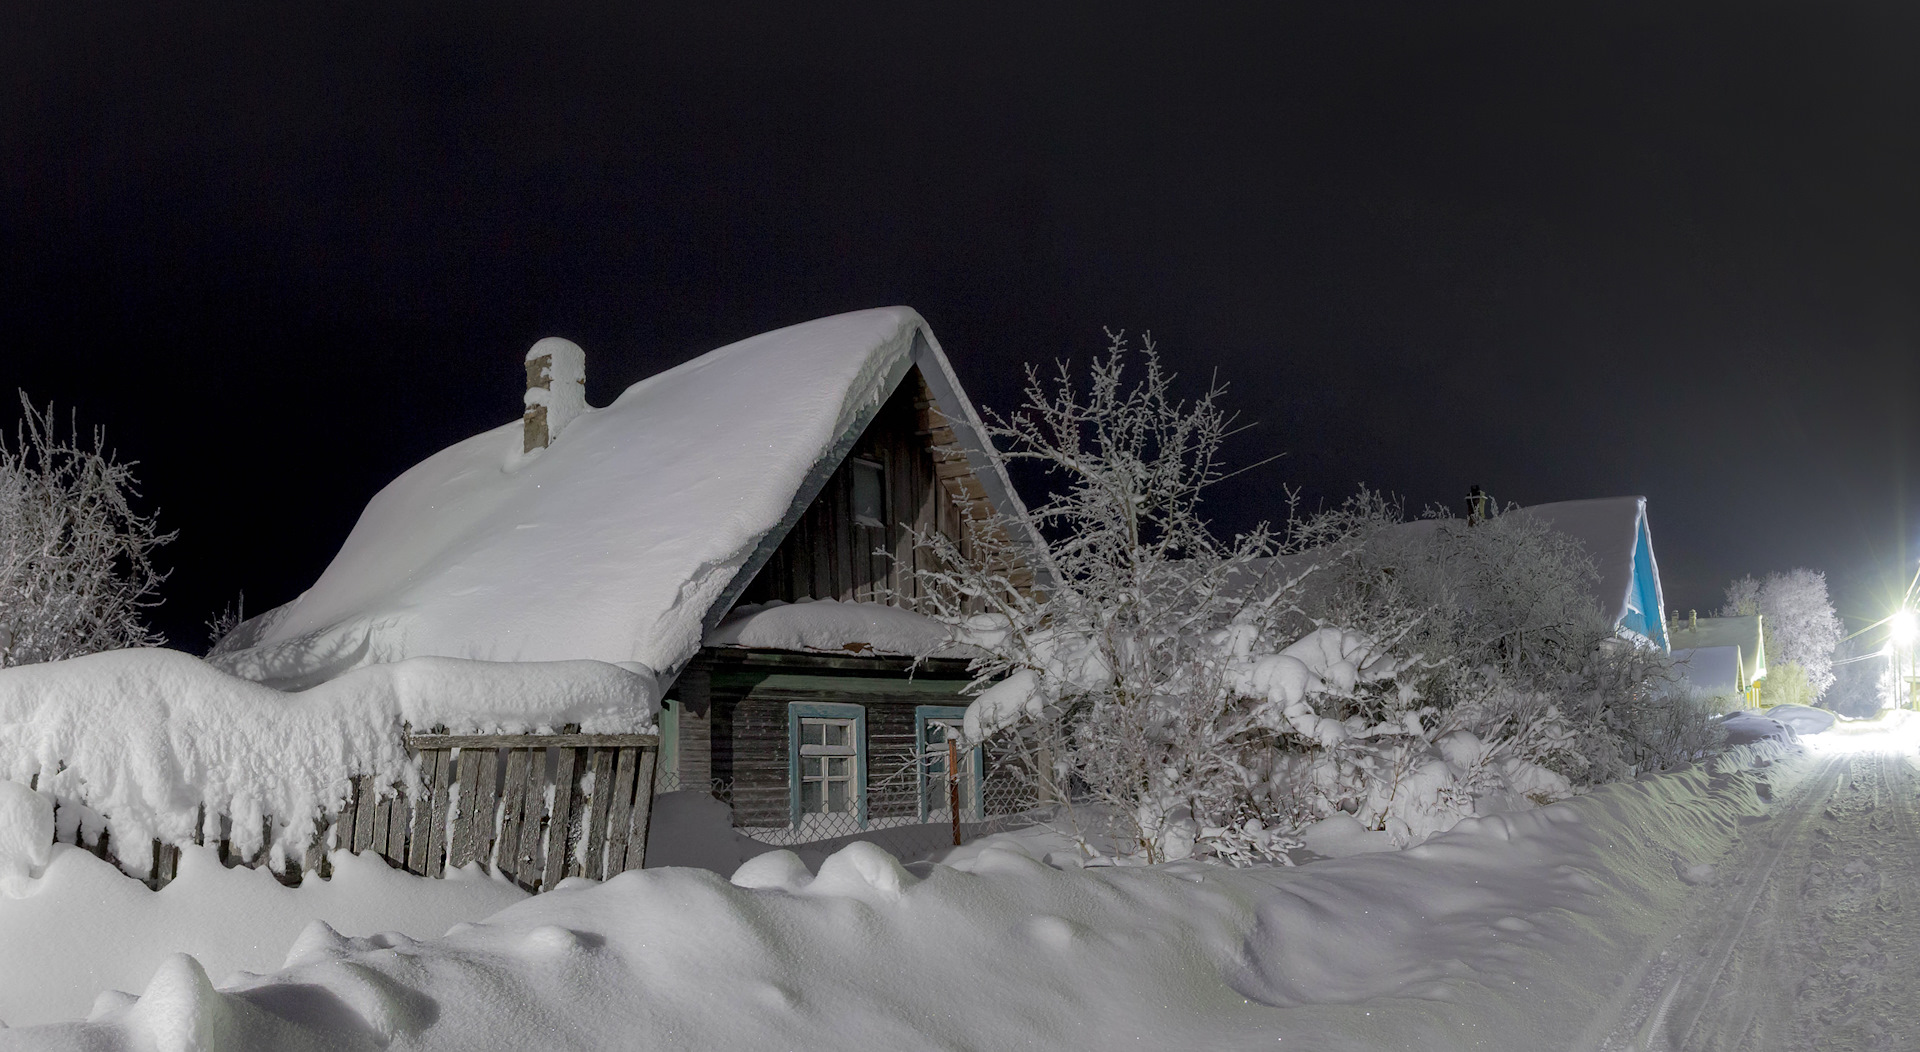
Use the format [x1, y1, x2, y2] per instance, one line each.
[1894, 609, 1919, 710]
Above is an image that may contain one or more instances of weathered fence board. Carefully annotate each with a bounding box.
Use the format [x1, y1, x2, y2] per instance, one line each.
[43, 731, 659, 895]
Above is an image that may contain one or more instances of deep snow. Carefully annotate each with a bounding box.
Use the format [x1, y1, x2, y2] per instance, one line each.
[0, 846, 525, 1028]
[11, 713, 1912, 1050]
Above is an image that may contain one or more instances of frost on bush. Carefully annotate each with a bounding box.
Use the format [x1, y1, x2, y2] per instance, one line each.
[913, 338, 1715, 866]
[0, 393, 174, 668]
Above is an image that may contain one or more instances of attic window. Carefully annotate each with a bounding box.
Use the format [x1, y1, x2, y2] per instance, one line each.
[851, 458, 886, 528]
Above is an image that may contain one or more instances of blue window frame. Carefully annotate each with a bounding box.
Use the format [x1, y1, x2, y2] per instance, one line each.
[915, 705, 984, 823]
[788, 702, 867, 829]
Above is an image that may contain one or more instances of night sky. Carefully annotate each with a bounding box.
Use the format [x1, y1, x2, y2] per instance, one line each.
[3, 2, 1915, 651]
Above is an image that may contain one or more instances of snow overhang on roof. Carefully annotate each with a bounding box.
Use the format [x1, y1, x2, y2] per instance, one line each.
[1512, 496, 1668, 651]
[213, 307, 1041, 690]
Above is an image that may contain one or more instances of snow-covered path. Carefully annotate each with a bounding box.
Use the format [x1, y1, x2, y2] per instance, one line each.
[1579, 735, 1920, 1052]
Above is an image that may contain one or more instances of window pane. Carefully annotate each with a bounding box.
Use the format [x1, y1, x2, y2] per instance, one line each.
[801, 780, 821, 814]
[852, 460, 884, 526]
[802, 722, 823, 746]
[825, 722, 848, 748]
[828, 779, 847, 812]
[827, 756, 849, 778]
[803, 756, 822, 779]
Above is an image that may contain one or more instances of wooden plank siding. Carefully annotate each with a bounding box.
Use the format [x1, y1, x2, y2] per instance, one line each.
[739, 366, 1031, 612]
[697, 654, 975, 831]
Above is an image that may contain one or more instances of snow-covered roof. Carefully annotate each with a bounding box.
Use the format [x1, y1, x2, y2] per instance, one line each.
[1510, 497, 1668, 650]
[214, 307, 1035, 689]
[1669, 614, 1764, 684]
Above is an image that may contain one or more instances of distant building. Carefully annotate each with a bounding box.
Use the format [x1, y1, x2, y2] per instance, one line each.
[1668, 613, 1766, 705]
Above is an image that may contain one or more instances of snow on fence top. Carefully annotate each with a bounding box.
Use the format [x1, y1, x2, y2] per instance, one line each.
[0, 648, 654, 873]
[212, 307, 1026, 690]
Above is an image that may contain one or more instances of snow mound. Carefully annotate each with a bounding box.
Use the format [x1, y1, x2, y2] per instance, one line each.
[1719, 711, 1796, 745]
[1752, 704, 1836, 735]
[0, 842, 524, 1028]
[0, 781, 53, 893]
[706, 599, 967, 657]
[0, 649, 653, 871]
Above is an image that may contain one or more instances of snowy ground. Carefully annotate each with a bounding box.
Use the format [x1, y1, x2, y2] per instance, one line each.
[0, 847, 525, 1028]
[3, 710, 1915, 1050]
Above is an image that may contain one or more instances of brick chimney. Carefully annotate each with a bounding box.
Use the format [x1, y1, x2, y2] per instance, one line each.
[523, 337, 586, 453]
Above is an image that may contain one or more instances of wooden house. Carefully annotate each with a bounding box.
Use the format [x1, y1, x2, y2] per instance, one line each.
[212, 308, 1043, 844]
[1669, 613, 1766, 705]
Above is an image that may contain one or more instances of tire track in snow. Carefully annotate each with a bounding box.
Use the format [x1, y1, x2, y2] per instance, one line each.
[1746, 748, 1920, 1051]
[1564, 752, 1847, 1052]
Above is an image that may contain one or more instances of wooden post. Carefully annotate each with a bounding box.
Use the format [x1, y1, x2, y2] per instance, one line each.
[947, 737, 962, 847]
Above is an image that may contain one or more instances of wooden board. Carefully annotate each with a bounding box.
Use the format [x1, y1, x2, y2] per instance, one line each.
[582, 748, 615, 880]
[407, 751, 440, 875]
[495, 749, 528, 882]
[604, 747, 638, 873]
[542, 748, 579, 891]
[468, 749, 501, 871]
[515, 750, 547, 888]
[624, 748, 657, 871]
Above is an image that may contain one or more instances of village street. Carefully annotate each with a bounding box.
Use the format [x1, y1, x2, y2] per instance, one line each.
[1575, 724, 1920, 1052]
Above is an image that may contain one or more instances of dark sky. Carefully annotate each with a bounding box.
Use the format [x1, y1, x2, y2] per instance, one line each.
[3, 1, 1916, 650]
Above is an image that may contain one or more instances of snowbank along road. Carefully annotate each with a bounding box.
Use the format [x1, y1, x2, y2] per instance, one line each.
[4, 714, 1919, 1051]
[1576, 722, 1920, 1052]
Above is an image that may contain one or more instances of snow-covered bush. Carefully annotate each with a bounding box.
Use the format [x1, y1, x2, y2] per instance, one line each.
[1719, 569, 1844, 699]
[0, 394, 174, 667]
[1289, 492, 1714, 789]
[912, 338, 1711, 865]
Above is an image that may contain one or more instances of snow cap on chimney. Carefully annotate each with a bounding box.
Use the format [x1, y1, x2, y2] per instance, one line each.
[523, 337, 586, 452]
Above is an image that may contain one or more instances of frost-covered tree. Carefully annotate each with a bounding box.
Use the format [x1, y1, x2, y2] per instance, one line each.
[0, 394, 173, 667]
[909, 333, 1314, 862]
[1718, 569, 1844, 699]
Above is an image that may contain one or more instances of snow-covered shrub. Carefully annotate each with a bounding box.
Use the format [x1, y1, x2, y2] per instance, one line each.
[1287, 492, 1715, 789]
[0, 393, 174, 667]
[912, 339, 1711, 865]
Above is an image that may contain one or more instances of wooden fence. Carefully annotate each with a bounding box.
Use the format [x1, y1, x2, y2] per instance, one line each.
[69, 732, 661, 893]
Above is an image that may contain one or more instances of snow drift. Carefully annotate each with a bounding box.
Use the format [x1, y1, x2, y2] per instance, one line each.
[0, 649, 653, 872]
[0, 738, 1802, 1051]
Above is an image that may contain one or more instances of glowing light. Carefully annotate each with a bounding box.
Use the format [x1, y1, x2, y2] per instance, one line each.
[1893, 609, 1919, 647]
